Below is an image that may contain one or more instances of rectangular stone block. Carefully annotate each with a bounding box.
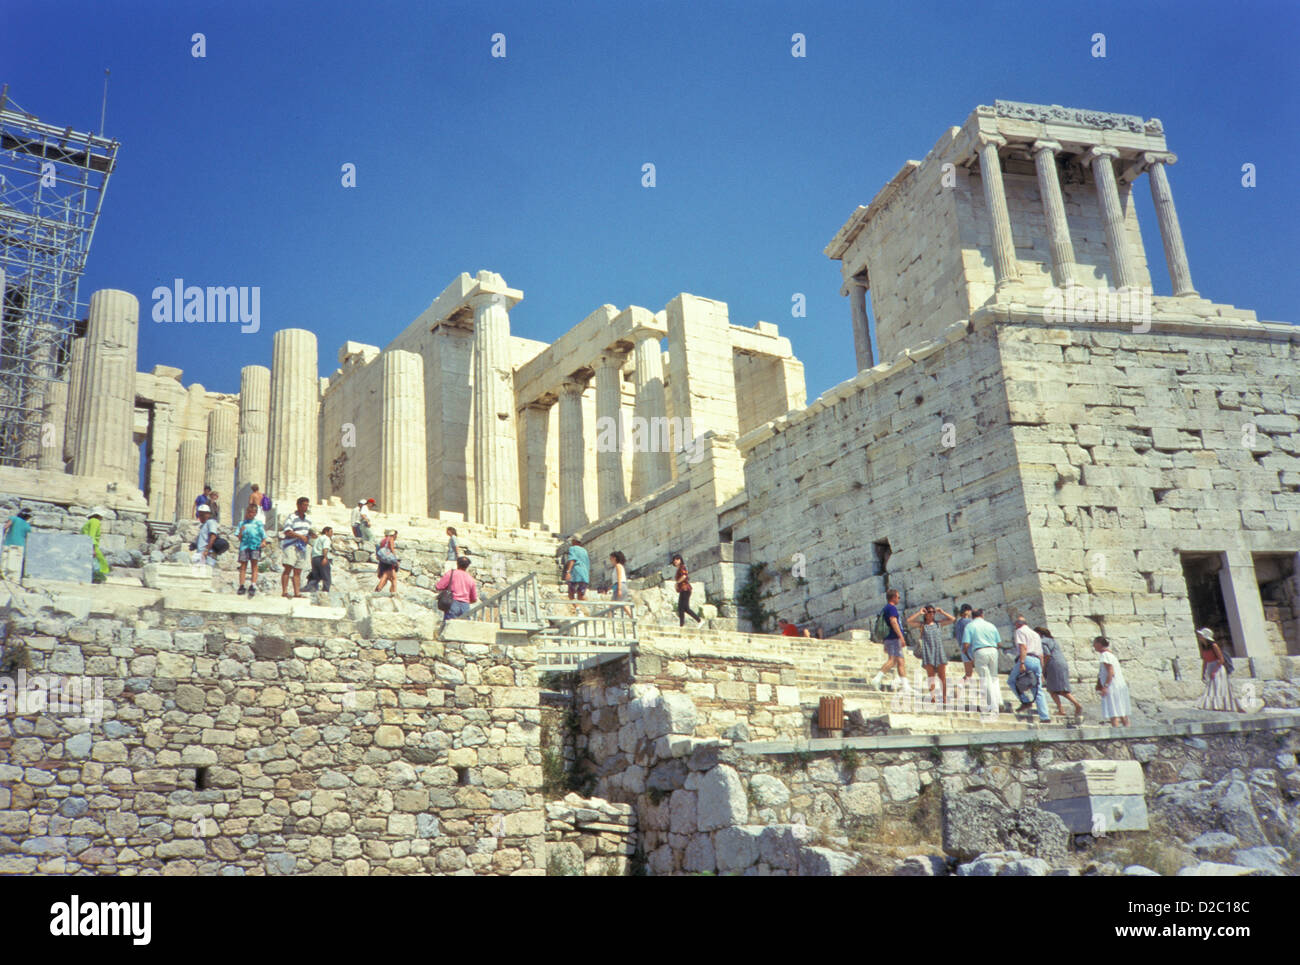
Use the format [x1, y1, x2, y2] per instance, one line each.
[1043, 760, 1144, 799]
[23, 533, 93, 584]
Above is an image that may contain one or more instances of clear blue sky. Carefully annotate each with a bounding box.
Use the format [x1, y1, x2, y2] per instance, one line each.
[4, 0, 1296, 400]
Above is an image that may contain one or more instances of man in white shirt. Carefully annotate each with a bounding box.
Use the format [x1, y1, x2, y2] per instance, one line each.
[1008, 616, 1050, 722]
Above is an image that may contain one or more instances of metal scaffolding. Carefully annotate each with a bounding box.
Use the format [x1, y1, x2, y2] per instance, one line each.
[0, 86, 118, 468]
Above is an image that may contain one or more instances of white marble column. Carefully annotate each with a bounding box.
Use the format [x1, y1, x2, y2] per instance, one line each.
[1144, 152, 1198, 297]
[470, 293, 521, 529]
[522, 403, 551, 526]
[73, 289, 139, 485]
[1032, 140, 1079, 288]
[146, 405, 172, 520]
[594, 350, 628, 519]
[378, 349, 428, 517]
[63, 336, 86, 467]
[38, 378, 67, 471]
[235, 365, 270, 511]
[558, 376, 588, 534]
[976, 133, 1020, 289]
[631, 327, 671, 499]
[266, 328, 318, 506]
[205, 406, 237, 519]
[174, 438, 205, 522]
[1089, 146, 1140, 290]
[848, 282, 873, 370]
[1218, 549, 1273, 675]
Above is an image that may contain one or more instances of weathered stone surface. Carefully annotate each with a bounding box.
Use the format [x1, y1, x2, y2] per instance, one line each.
[748, 774, 789, 809]
[941, 790, 1069, 865]
[714, 826, 762, 873]
[1176, 862, 1261, 877]
[882, 763, 920, 801]
[1231, 846, 1290, 876]
[1153, 776, 1268, 847]
[645, 691, 698, 739]
[894, 854, 948, 876]
[798, 846, 857, 876]
[696, 765, 746, 831]
[1123, 865, 1161, 876]
[758, 824, 813, 870]
[23, 533, 94, 584]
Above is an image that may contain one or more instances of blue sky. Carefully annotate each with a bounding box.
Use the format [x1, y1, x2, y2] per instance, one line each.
[3, 0, 1296, 399]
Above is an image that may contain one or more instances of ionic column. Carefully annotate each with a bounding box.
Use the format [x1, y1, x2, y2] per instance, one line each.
[1143, 152, 1198, 297]
[174, 438, 205, 522]
[558, 377, 588, 534]
[38, 378, 67, 471]
[73, 289, 139, 485]
[205, 406, 237, 519]
[849, 283, 874, 370]
[235, 365, 270, 512]
[631, 327, 671, 498]
[976, 133, 1020, 289]
[266, 328, 318, 506]
[470, 293, 521, 529]
[146, 406, 172, 520]
[1032, 140, 1079, 288]
[1089, 146, 1140, 290]
[522, 403, 551, 526]
[378, 349, 428, 517]
[594, 351, 628, 519]
[63, 336, 86, 466]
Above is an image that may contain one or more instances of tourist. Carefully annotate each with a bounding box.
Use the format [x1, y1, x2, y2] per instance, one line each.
[279, 496, 312, 598]
[1008, 616, 1050, 722]
[375, 528, 400, 595]
[953, 603, 975, 687]
[194, 484, 213, 519]
[1, 507, 32, 583]
[1194, 628, 1244, 713]
[195, 505, 221, 570]
[248, 485, 266, 526]
[960, 607, 1002, 712]
[208, 492, 222, 522]
[236, 503, 267, 596]
[444, 526, 461, 574]
[907, 604, 956, 704]
[1037, 625, 1082, 718]
[351, 499, 374, 542]
[1093, 636, 1131, 726]
[779, 618, 800, 637]
[609, 550, 630, 612]
[304, 526, 333, 593]
[670, 552, 702, 627]
[565, 537, 590, 605]
[871, 589, 907, 690]
[81, 507, 110, 583]
[435, 555, 478, 621]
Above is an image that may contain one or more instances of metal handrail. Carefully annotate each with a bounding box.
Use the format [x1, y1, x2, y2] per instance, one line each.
[463, 571, 545, 630]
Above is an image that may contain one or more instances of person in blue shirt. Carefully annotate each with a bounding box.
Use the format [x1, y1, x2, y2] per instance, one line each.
[960, 608, 1003, 713]
[871, 589, 907, 690]
[564, 537, 590, 604]
[2, 508, 32, 583]
[236, 503, 267, 596]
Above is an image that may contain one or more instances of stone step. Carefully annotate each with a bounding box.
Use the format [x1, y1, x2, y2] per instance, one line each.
[141, 562, 212, 590]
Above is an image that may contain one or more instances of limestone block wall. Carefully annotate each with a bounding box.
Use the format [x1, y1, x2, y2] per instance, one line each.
[1, 608, 546, 875]
[738, 322, 1037, 636]
[0, 496, 147, 567]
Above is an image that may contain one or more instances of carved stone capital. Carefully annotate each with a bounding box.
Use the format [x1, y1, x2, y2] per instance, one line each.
[977, 132, 1007, 150]
[1088, 145, 1121, 161]
[1032, 139, 1063, 156]
[1142, 151, 1178, 167]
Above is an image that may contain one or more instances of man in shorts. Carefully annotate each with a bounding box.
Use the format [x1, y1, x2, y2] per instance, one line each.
[871, 588, 907, 690]
[280, 496, 312, 598]
[236, 503, 267, 596]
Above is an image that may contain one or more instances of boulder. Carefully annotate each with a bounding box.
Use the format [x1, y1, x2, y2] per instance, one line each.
[714, 826, 763, 873]
[748, 774, 790, 809]
[955, 850, 1049, 877]
[758, 824, 813, 870]
[1176, 862, 1261, 877]
[1231, 846, 1290, 876]
[645, 691, 698, 739]
[1123, 865, 1161, 876]
[1152, 776, 1268, 847]
[941, 790, 1069, 865]
[547, 842, 584, 876]
[894, 854, 948, 876]
[1186, 831, 1239, 855]
[798, 846, 857, 876]
[696, 765, 747, 831]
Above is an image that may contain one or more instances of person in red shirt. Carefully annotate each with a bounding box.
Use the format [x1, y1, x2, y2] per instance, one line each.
[435, 555, 478, 621]
[778, 618, 800, 637]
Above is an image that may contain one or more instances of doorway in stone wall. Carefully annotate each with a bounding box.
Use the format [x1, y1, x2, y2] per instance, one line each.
[1254, 553, 1299, 657]
[1179, 553, 1236, 658]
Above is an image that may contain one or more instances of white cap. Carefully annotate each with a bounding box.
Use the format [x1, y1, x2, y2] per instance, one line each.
[1196, 627, 1215, 641]
[88, 506, 107, 518]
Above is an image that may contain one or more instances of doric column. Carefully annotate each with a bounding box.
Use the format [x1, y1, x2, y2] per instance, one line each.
[62, 336, 86, 466]
[848, 282, 873, 370]
[1089, 146, 1140, 290]
[594, 351, 628, 519]
[976, 133, 1020, 289]
[235, 364, 270, 512]
[631, 327, 671, 499]
[204, 406, 237, 519]
[73, 289, 139, 485]
[1143, 152, 1197, 297]
[38, 378, 67, 471]
[174, 438, 205, 522]
[522, 403, 551, 526]
[146, 406, 172, 520]
[1032, 140, 1079, 288]
[378, 349, 428, 517]
[266, 328, 318, 506]
[558, 376, 588, 534]
[470, 293, 521, 529]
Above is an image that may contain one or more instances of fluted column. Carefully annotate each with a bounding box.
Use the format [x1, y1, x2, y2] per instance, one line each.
[1090, 146, 1140, 290]
[266, 329, 318, 506]
[1144, 152, 1197, 297]
[470, 293, 520, 529]
[38, 378, 67, 471]
[73, 289, 139, 485]
[522, 403, 551, 526]
[146, 405, 172, 520]
[235, 365, 270, 512]
[63, 336, 86, 466]
[378, 349, 428, 517]
[594, 351, 628, 519]
[558, 377, 588, 534]
[848, 283, 873, 370]
[205, 406, 237, 519]
[174, 439, 205, 522]
[976, 133, 1020, 289]
[1032, 140, 1079, 288]
[631, 327, 671, 499]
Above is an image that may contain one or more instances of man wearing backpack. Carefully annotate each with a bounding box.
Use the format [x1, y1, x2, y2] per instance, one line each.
[871, 589, 907, 690]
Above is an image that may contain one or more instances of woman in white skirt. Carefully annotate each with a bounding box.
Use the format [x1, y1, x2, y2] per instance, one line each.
[1194, 627, 1244, 713]
[1092, 636, 1131, 727]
